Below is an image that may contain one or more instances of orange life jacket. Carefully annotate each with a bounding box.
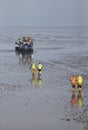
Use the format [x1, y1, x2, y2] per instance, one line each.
[70, 76, 77, 85]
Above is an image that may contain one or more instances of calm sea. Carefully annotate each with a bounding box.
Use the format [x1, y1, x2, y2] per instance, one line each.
[0, 26, 88, 47]
[0, 26, 88, 34]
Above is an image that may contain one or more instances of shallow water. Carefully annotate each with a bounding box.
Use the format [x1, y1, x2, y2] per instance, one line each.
[0, 27, 88, 130]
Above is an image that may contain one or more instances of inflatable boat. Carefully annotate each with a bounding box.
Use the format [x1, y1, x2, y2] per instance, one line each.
[15, 37, 33, 52]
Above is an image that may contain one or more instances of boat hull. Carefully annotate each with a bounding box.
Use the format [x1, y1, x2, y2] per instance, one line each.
[15, 43, 33, 52]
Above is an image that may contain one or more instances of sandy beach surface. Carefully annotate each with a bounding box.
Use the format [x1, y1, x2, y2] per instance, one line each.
[0, 27, 88, 130]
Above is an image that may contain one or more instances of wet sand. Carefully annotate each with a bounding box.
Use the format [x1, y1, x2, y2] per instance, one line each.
[0, 28, 88, 130]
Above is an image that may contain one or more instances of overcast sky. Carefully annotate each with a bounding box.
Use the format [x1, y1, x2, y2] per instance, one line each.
[0, 0, 87, 27]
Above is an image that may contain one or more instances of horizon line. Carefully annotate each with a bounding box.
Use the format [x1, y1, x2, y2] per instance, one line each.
[0, 25, 88, 28]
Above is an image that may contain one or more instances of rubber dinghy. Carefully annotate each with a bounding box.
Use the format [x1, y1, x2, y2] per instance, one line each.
[15, 36, 33, 52]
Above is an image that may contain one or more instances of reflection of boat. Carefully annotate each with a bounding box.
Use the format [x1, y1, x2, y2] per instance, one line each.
[16, 51, 33, 65]
[15, 36, 33, 52]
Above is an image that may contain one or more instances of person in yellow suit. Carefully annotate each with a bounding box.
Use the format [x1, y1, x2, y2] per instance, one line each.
[77, 75, 83, 92]
[37, 62, 43, 78]
[30, 63, 36, 78]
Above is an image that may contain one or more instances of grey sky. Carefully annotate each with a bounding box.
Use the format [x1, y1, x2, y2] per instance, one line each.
[0, 0, 87, 27]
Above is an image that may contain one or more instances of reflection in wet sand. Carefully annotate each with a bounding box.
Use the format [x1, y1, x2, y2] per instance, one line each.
[31, 77, 36, 87]
[15, 51, 33, 65]
[77, 92, 83, 108]
[70, 91, 83, 107]
[70, 92, 77, 106]
[37, 77, 42, 87]
[31, 77, 43, 88]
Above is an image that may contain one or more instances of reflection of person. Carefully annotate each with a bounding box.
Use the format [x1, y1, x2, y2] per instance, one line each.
[31, 77, 36, 87]
[70, 74, 77, 92]
[70, 92, 77, 106]
[77, 92, 83, 107]
[77, 75, 83, 92]
[37, 78, 42, 87]
[31, 77, 43, 88]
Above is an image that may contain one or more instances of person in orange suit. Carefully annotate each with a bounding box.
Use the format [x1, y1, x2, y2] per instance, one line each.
[70, 74, 77, 92]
